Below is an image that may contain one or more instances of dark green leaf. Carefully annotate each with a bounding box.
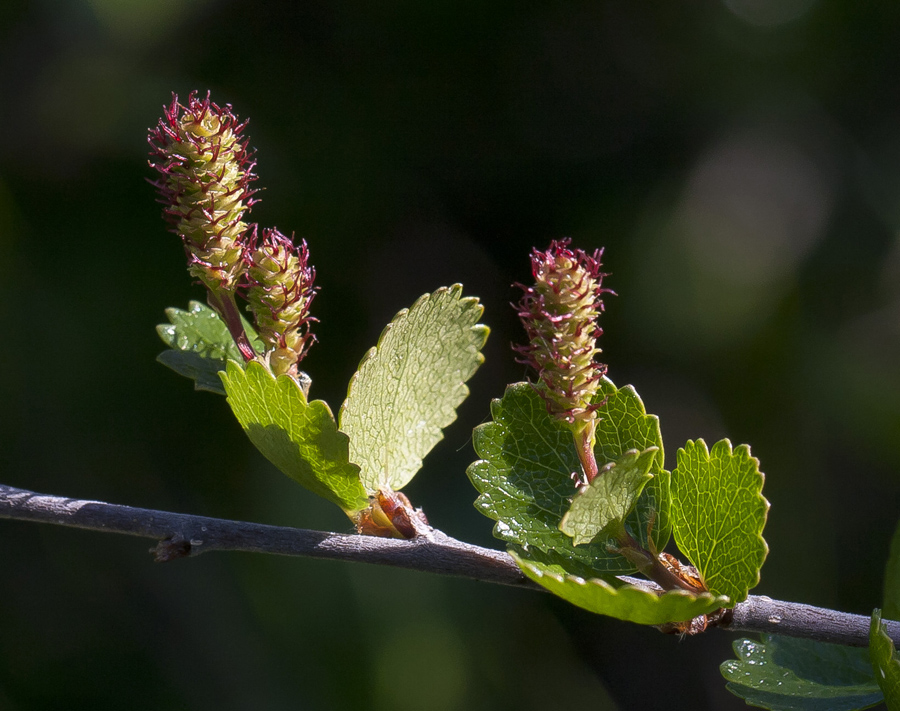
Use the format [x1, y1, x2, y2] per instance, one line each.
[671, 439, 768, 603]
[722, 635, 882, 711]
[340, 285, 488, 492]
[221, 361, 368, 514]
[467, 380, 668, 577]
[156, 350, 230, 395]
[559, 448, 657, 546]
[156, 301, 263, 394]
[871, 609, 900, 710]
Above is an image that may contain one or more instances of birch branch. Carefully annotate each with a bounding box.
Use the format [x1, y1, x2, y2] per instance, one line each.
[0, 483, 892, 648]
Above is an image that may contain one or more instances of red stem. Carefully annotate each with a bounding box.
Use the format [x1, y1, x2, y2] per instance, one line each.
[207, 288, 256, 361]
[576, 422, 599, 484]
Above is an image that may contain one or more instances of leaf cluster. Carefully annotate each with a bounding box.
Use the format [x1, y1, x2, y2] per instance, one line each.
[158, 286, 488, 531]
[467, 377, 769, 624]
[156, 260, 900, 711]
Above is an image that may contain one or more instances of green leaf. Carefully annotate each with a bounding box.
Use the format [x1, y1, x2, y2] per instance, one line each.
[340, 285, 488, 492]
[512, 552, 725, 625]
[883, 521, 900, 621]
[559, 448, 657, 546]
[156, 350, 230, 395]
[595, 378, 671, 553]
[722, 635, 882, 711]
[221, 360, 368, 514]
[671, 439, 769, 603]
[156, 301, 263, 394]
[467, 380, 669, 577]
[871, 609, 900, 710]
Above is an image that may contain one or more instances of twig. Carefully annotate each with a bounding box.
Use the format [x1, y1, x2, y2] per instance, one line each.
[0, 483, 531, 587]
[0, 483, 894, 648]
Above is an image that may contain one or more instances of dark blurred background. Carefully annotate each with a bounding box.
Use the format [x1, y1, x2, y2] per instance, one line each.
[2, 1, 900, 709]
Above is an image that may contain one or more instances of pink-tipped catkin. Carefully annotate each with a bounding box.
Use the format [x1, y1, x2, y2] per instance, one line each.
[246, 228, 317, 377]
[514, 239, 612, 482]
[148, 91, 257, 293]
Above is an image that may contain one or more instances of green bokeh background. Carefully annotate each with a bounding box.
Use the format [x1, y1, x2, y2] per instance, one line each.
[2, 1, 900, 709]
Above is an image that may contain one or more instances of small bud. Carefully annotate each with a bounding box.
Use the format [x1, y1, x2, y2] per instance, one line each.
[246, 228, 317, 377]
[514, 238, 612, 484]
[354, 489, 430, 539]
[148, 91, 257, 293]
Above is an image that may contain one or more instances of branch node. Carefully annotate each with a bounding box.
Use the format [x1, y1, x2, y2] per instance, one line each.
[152, 537, 192, 562]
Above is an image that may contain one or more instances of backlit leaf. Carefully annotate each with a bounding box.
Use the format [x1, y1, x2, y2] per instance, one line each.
[671, 439, 768, 604]
[870, 609, 900, 710]
[559, 448, 657, 546]
[340, 285, 488, 491]
[221, 360, 368, 514]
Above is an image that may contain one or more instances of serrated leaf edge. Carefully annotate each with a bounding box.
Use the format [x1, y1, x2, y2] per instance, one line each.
[155, 350, 230, 394]
[512, 551, 727, 624]
[608, 382, 665, 474]
[559, 447, 658, 546]
[468, 380, 670, 562]
[340, 284, 487, 424]
[220, 360, 368, 514]
[157, 300, 264, 355]
[871, 608, 900, 709]
[339, 284, 489, 491]
[674, 438, 770, 604]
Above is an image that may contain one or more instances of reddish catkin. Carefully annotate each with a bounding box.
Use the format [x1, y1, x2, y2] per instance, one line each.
[148, 91, 257, 293]
[245, 228, 318, 377]
[514, 239, 613, 483]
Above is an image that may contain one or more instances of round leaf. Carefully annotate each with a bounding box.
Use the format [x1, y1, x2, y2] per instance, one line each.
[671, 439, 769, 603]
[467, 381, 669, 577]
[722, 635, 882, 711]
